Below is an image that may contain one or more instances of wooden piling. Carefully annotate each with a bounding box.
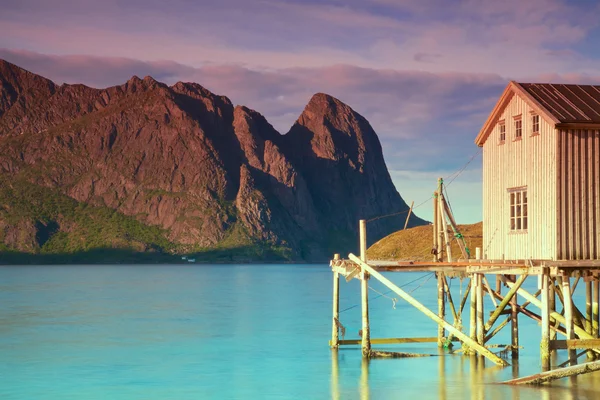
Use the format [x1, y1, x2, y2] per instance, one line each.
[470, 275, 477, 343]
[561, 276, 576, 365]
[433, 193, 439, 262]
[331, 254, 340, 349]
[439, 193, 452, 263]
[594, 276, 599, 338]
[437, 272, 446, 347]
[348, 254, 509, 366]
[550, 279, 557, 342]
[510, 276, 519, 360]
[476, 274, 484, 346]
[541, 270, 550, 370]
[587, 279, 594, 359]
[359, 220, 371, 357]
[504, 279, 600, 342]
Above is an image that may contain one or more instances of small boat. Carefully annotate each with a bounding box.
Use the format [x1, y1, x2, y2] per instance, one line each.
[187, 258, 196, 263]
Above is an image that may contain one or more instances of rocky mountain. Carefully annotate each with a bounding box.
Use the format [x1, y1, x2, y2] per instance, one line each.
[0, 59, 426, 262]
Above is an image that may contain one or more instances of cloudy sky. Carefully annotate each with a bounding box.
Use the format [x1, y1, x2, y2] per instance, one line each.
[2, 0, 600, 223]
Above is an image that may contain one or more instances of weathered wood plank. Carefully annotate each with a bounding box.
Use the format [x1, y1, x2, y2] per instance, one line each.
[348, 254, 509, 366]
[331, 337, 461, 346]
[551, 338, 600, 350]
[501, 359, 600, 385]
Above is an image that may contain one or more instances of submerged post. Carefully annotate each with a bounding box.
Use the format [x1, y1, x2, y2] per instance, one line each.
[437, 272, 446, 347]
[359, 220, 371, 357]
[510, 275, 519, 360]
[331, 254, 340, 348]
[541, 270, 550, 370]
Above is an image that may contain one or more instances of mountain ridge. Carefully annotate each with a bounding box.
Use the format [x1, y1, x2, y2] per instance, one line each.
[0, 59, 426, 262]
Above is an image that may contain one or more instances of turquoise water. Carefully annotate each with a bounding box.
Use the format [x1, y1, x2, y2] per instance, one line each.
[1, 264, 599, 399]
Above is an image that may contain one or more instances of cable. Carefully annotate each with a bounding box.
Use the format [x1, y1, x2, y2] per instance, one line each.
[339, 272, 434, 314]
[444, 148, 482, 187]
[366, 149, 482, 224]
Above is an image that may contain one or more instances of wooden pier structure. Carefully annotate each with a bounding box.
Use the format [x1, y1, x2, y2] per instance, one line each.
[329, 179, 600, 384]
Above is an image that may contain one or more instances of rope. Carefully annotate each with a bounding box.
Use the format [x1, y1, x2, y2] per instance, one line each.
[366, 196, 432, 223]
[339, 272, 434, 314]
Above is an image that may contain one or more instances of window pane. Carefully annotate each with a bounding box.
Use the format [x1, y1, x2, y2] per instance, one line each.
[511, 218, 515, 230]
[511, 193, 515, 205]
[523, 203, 527, 217]
[523, 191, 527, 204]
[517, 218, 521, 230]
[516, 192, 521, 203]
[516, 205, 521, 217]
[523, 217, 528, 230]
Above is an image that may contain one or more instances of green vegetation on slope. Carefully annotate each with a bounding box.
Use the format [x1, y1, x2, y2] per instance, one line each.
[0, 176, 294, 264]
[0, 176, 175, 255]
[367, 222, 483, 261]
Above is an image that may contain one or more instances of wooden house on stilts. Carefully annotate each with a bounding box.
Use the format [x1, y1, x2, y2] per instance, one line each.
[475, 82, 600, 261]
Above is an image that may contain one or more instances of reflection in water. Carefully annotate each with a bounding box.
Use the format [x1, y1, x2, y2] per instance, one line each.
[360, 357, 369, 400]
[330, 349, 599, 400]
[331, 349, 339, 400]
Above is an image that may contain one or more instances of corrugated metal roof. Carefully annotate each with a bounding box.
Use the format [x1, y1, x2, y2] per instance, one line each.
[518, 83, 600, 124]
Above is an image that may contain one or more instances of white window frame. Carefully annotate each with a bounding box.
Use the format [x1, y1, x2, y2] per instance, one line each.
[508, 187, 528, 231]
[531, 114, 540, 135]
[514, 117, 522, 139]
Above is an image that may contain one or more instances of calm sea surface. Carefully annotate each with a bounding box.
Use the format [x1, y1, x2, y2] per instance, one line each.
[1, 264, 599, 399]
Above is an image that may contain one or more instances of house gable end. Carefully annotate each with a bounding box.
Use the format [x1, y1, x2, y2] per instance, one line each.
[475, 81, 560, 147]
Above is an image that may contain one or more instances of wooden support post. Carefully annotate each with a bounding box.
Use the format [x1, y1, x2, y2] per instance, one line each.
[433, 192, 439, 262]
[562, 276, 576, 366]
[476, 274, 484, 346]
[510, 275, 519, 360]
[475, 247, 481, 261]
[484, 274, 528, 332]
[404, 201, 414, 230]
[439, 193, 452, 263]
[503, 279, 597, 341]
[348, 253, 509, 366]
[331, 254, 340, 348]
[359, 220, 371, 357]
[550, 279, 557, 342]
[541, 270, 550, 370]
[437, 272, 446, 347]
[587, 280, 594, 360]
[470, 275, 477, 343]
[594, 276, 599, 339]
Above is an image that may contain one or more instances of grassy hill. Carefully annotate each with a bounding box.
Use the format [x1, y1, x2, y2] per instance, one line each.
[367, 222, 483, 261]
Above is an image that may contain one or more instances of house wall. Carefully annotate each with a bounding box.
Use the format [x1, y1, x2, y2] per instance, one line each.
[482, 93, 557, 260]
[557, 129, 600, 260]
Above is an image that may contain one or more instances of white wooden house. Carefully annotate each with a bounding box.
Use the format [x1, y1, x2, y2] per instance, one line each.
[475, 82, 600, 261]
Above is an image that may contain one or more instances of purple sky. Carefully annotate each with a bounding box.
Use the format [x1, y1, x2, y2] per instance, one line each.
[2, 0, 600, 223]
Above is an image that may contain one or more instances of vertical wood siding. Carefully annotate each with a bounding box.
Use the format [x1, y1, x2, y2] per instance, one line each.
[482, 94, 557, 260]
[557, 129, 600, 260]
